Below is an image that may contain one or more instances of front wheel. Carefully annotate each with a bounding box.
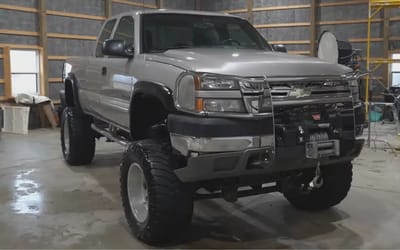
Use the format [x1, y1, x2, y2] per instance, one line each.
[61, 107, 95, 165]
[282, 162, 353, 210]
[120, 139, 193, 245]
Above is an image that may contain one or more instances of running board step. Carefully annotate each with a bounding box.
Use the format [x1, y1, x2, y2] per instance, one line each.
[91, 124, 128, 146]
[194, 185, 279, 200]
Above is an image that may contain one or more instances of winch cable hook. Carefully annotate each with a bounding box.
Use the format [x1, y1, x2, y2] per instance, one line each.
[309, 161, 323, 189]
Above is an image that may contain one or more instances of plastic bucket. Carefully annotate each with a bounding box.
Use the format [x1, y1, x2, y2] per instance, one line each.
[2, 106, 31, 134]
[369, 110, 383, 122]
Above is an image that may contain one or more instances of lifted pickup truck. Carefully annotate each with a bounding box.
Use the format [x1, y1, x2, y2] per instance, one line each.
[61, 10, 365, 244]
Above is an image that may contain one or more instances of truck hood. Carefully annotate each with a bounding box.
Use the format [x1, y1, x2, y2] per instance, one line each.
[145, 48, 352, 77]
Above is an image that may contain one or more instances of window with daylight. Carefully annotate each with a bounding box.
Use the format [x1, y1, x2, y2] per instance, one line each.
[391, 53, 400, 87]
[10, 49, 40, 96]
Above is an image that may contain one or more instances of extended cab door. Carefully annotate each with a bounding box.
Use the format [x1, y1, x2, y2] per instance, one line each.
[98, 15, 136, 129]
[83, 19, 117, 116]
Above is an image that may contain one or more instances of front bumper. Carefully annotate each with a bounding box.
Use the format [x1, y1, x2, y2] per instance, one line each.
[168, 113, 274, 155]
[170, 134, 274, 155]
[168, 113, 364, 183]
[173, 138, 364, 183]
[174, 147, 274, 183]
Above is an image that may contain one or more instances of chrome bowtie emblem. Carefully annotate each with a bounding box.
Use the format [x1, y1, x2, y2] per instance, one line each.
[323, 81, 336, 87]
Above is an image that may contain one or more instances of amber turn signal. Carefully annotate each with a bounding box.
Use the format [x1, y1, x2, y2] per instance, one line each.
[195, 98, 203, 112]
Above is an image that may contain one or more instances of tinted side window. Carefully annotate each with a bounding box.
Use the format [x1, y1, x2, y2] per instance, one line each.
[113, 16, 135, 46]
[96, 19, 116, 57]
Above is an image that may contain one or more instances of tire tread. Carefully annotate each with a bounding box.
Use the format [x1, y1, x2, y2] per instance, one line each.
[283, 162, 353, 210]
[61, 107, 95, 165]
[120, 139, 193, 245]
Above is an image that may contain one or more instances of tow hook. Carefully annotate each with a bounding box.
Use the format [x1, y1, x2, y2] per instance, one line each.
[309, 161, 323, 189]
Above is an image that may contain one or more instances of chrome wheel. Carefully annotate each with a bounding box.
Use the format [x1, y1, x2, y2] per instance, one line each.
[63, 115, 70, 155]
[127, 163, 149, 223]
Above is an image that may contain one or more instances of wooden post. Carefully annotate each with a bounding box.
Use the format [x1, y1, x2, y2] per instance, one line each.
[3, 47, 12, 98]
[38, 0, 48, 96]
[383, 8, 390, 87]
[105, 0, 112, 18]
[157, 0, 164, 9]
[247, 0, 254, 24]
[195, 0, 201, 10]
[310, 0, 318, 56]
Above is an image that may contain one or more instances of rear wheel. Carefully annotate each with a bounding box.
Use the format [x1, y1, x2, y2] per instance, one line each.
[61, 107, 95, 165]
[120, 139, 193, 244]
[282, 162, 353, 210]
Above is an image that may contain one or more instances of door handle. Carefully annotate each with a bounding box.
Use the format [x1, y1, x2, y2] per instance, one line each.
[101, 66, 107, 76]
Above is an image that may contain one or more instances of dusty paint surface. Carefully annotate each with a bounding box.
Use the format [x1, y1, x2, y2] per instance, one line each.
[0, 128, 399, 248]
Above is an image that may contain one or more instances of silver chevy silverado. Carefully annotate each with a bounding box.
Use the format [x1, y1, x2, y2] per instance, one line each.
[61, 10, 365, 244]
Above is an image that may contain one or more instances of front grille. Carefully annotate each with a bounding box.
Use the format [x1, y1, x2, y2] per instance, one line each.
[269, 80, 351, 100]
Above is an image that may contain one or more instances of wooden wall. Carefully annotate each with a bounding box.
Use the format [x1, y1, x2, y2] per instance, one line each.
[1, 0, 399, 101]
[200, 0, 400, 89]
[0, 0, 159, 101]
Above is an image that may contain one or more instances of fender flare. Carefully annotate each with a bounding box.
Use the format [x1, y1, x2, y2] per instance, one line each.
[129, 81, 176, 136]
[130, 81, 175, 113]
[64, 73, 83, 112]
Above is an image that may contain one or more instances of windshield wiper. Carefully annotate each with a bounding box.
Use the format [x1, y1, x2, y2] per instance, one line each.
[147, 45, 192, 53]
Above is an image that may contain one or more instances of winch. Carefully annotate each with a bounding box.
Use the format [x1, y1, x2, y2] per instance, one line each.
[306, 131, 340, 159]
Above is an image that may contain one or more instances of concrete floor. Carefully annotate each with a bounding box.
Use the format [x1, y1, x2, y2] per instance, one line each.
[0, 127, 399, 249]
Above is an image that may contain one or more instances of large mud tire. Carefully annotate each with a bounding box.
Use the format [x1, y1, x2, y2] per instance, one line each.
[283, 162, 353, 210]
[61, 107, 95, 165]
[120, 139, 193, 244]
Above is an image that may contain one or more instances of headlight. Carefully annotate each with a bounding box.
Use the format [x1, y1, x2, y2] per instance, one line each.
[176, 74, 196, 111]
[175, 72, 271, 115]
[344, 72, 367, 103]
[200, 76, 239, 90]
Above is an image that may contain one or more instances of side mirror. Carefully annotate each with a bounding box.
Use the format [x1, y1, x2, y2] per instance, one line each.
[103, 39, 134, 57]
[272, 44, 287, 53]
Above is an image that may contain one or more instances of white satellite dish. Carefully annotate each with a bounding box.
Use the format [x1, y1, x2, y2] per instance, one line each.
[318, 31, 339, 64]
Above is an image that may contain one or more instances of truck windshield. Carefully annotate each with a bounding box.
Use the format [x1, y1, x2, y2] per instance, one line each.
[141, 13, 271, 53]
